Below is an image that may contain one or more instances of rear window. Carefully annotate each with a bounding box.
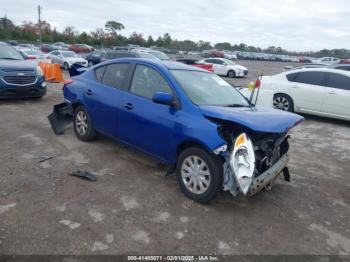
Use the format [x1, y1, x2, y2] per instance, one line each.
[292, 72, 326, 86]
[101, 63, 129, 89]
[286, 72, 298, 81]
[325, 73, 350, 90]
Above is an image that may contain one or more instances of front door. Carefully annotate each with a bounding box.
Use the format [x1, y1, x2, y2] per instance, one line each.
[117, 64, 179, 162]
[321, 72, 350, 119]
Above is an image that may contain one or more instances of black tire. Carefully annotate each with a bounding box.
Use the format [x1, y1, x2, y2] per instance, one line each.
[273, 94, 294, 112]
[176, 146, 223, 204]
[73, 106, 96, 141]
[64, 62, 69, 71]
[227, 70, 236, 78]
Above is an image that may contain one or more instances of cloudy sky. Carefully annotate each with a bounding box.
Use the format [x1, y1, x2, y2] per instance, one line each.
[2, 0, 350, 51]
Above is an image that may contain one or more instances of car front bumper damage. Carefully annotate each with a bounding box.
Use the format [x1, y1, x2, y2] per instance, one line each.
[249, 153, 289, 196]
[223, 153, 289, 197]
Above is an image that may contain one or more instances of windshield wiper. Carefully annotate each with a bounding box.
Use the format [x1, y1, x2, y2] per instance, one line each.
[224, 104, 250, 108]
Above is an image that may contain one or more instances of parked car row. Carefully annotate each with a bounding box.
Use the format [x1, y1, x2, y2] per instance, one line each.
[41, 43, 94, 53]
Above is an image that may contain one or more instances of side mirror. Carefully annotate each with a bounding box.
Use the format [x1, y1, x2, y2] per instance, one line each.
[152, 92, 178, 107]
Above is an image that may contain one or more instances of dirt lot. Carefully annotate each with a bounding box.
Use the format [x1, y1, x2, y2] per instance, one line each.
[0, 60, 349, 256]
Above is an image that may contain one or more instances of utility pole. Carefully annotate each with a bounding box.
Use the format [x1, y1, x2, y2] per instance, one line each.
[37, 5, 42, 45]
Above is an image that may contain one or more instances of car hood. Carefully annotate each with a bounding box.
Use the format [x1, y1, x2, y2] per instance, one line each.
[66, 57, 86, 63]
[229, 64, 247, 70]
[0, 59, 37, 71]
[199, 105, 304, 133]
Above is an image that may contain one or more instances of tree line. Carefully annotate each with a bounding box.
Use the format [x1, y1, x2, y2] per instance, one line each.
[0, 16, 349, 58]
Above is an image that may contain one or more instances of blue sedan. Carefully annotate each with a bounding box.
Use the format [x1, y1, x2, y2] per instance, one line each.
[61, 58, 303, 203]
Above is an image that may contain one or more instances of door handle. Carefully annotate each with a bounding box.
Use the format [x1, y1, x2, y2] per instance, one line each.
[124, 102, 134, 110]
[292, 85, 299, 88]
[85, 89, 93, 96]
[328, 91, 336, 95]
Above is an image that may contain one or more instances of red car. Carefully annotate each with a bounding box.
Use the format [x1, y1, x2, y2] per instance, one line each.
[69, 44, 94, 53]
[176, 59, 214, 72]
[340, 58, 350, 64]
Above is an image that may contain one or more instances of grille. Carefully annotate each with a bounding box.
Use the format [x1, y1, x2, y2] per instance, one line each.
[2, 75, 37, 85]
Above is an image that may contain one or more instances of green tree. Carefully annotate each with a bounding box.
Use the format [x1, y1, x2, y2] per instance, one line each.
[128, 32, 146, 46]
[146, 35, 154, 47]
[215, 42, 231, 50]
[162, 33, 172, 47]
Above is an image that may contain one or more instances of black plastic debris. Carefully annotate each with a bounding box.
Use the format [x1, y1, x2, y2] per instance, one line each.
[68, 63, 88, 77]
[69, 170, 97, 182]
[37, 156, 53, 163]
[48, 102, 73, 135]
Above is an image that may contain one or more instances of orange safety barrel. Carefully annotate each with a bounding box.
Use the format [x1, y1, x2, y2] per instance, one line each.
[38, 62, 64, 83]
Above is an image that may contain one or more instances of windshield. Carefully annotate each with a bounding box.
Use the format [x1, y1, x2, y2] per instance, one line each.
[171, 70, 249, 106]
[149, 51, 170, 60]
[62, 51, 78, 58]
[223, 59, 236, 65]
[0, 45, 24, 60]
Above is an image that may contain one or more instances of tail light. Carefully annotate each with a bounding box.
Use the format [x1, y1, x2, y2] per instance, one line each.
[62, 79, 74, 90]
[26, 56, 36, 60]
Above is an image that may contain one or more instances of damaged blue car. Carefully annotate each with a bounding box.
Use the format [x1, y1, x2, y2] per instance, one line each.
[58, 58, 303, 203]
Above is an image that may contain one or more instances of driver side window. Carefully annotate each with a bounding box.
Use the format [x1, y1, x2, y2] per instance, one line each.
[130, 65, 172, 99]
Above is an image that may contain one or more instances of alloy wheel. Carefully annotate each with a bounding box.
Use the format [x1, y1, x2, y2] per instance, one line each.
[75, 111, 88, 136]
[273, 96, 290, 111]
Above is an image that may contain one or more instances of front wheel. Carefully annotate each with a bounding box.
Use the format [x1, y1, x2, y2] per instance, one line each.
[273, 94, 294, 112]
[73, 106, 96, 141]
[176, 147, 223, 204]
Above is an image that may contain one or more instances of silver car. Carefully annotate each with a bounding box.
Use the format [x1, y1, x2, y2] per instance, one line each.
[48, 50, 88, 70]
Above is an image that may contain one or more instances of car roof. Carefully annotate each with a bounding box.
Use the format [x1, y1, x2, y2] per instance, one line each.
[283, 67, 350, 77]
[103, 58, 208, 72]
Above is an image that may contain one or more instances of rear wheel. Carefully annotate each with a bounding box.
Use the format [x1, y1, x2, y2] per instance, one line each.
[227, 70, 236, 78]
[73, 106, 96, 141]
[176, 147, 223, 204]
[273, 94, 294, 112]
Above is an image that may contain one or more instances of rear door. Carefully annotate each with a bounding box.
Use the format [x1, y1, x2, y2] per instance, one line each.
[287, 71, 327, 113]
[83, 63, 131, 135]
[205, 59, 226, 75]
[321, 72, 350, 119]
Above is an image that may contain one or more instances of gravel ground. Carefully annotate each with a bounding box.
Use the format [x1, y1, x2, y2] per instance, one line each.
[0, 60, 349, 256]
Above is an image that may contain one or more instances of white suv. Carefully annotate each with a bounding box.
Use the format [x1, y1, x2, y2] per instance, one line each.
[198, 58, 248, 78]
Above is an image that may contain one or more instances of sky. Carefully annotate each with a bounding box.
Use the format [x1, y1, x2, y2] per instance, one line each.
[1, 0, 350, 51]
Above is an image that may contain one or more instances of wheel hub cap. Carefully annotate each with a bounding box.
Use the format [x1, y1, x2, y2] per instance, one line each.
[181, 156, 210, 194]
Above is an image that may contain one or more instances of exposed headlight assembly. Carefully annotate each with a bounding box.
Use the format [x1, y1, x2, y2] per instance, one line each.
[230, 133, 255, 195]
